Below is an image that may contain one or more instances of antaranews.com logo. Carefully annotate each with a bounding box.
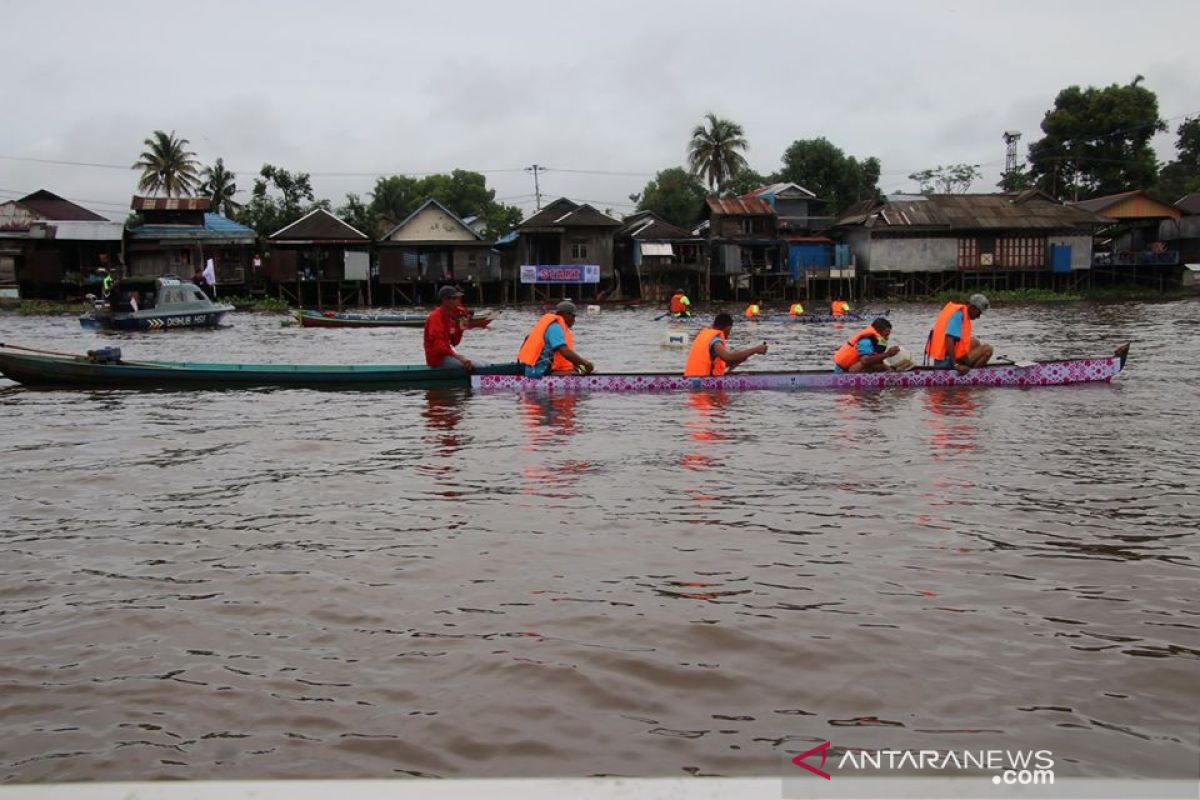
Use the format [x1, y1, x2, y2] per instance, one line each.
[782, 741, 1198, 800]
[791, 741, 1054, 784]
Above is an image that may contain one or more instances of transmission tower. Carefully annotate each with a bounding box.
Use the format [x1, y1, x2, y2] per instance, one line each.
[1002, 131, 1022, 175]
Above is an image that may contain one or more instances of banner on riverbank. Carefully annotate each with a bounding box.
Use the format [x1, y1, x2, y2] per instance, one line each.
[520, 264, 600, 284]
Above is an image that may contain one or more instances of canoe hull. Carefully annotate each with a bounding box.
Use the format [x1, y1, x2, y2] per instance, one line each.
[296, 310, 495, 329]
[0, 348, 521, 390]
[472, 349, 1128, 393]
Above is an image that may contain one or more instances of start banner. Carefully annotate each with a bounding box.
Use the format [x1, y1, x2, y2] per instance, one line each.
[520, 264, 600, 284]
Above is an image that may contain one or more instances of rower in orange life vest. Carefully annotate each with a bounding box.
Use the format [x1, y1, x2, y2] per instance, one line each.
[832, 317, 898, 373]
[925, 293, 993, 375]
[744, 301, 763, 319]
[788, 301, 805, 316]
[668, 288, 692, 317]
[684, 312, 768, 377]
[517, 300, 595, 377]
[831, 298, 850, 316]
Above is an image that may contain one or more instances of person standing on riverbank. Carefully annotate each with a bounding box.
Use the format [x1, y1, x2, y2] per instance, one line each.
[424, 285, 474, 371]
[518, 300, 594, 377]
[925, 293, 993, 374]
[684, 312, 768, 377]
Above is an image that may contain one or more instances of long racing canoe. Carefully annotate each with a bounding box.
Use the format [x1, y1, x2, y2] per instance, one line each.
[471, 344, 1130, 393]
[0, 344, 520, 390]
[296, 309, 495, 329]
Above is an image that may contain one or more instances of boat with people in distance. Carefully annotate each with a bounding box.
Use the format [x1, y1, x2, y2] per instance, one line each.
[295, 309, 496, 329]
[665, 310, 888, 325]
[0, 343, 521, 390]
[471, 344, 1130, 394]
[78, 275, 233, 331]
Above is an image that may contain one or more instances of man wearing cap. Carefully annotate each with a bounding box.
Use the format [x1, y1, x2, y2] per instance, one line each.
[424, 285, 474, 371]
[517, 300, 594, 377]
[925, 293, 993, 374]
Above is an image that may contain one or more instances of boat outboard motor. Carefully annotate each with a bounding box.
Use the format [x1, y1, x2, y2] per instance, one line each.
[86, 347, 123, 364]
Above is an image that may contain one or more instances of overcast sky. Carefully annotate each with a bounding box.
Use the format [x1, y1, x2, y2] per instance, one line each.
[3, 0, 1198, 222]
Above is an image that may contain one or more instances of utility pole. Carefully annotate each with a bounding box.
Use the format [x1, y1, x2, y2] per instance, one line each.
[525, 164, 544, 210]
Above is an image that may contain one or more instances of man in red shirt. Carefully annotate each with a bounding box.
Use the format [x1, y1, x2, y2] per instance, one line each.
[424, 285, 474, 371]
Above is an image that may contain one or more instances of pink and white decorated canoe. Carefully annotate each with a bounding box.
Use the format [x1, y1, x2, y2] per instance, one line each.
[472, 344, 1130, 394]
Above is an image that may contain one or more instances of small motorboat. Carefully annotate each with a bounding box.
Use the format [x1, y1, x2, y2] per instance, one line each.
[79, 276, 233, 331]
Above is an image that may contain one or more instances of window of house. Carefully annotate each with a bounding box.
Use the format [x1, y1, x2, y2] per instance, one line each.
[467, 252, 477, 269]
[571, 242, 588, 259]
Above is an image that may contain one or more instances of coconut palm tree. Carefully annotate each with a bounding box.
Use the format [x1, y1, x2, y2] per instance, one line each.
[687, 113, 750, 192]
[132, 130, 200, 197]
[201, 158, 240, 216]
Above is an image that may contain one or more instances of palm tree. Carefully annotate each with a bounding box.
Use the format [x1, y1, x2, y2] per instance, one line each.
[687, 113, 750, 193]
[132, 130, 200, 196]
[201, 158, 240, 216]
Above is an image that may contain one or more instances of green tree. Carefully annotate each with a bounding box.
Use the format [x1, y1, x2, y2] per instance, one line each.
[630, 167, 708, 228]
[908, 163, 983, 194]
[337, 193, 379, 238]
[1027, 76, 1164, 199]
[775, 138, 881, 214]
[200, 158, 240, 217]
[236, 164, 328, 236]
[132, 129, 200, 197]
[687, 113, 749, 192]
[721, 168, 768, 197]
[1153, 117, 1200, 202]
[998, 165, 1036, 192]
[368, 170, 523, 239]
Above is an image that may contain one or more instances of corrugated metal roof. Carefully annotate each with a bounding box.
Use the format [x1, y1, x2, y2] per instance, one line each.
[1071, 190, 1180, 221]
[131, 196, 211, 212]
[1177, 193, 1200, 215]
[1071, 190, 1143, 214]
[272, 208, 370, 241]
[552, 203, 621, 227]
[518, 198, 578, 229]
[129, 213, 255, 241]
[39, 220, 124, 241]
[837, 193, 1107, 231]
[706, 196, 775, 216]
[17, 190, 108, 221]
[750, 182, 818, 200]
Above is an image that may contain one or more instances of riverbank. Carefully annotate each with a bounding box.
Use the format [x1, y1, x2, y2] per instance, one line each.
[1, 296, 291, 315]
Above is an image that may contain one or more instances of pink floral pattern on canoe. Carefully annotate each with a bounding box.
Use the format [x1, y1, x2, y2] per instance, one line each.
[473, 356, 1124, 394]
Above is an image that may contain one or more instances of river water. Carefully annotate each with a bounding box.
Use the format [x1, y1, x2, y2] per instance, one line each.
[0, 300, 1197, 783]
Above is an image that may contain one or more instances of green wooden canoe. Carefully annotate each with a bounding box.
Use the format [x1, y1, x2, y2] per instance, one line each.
[0, 345, 522, 390]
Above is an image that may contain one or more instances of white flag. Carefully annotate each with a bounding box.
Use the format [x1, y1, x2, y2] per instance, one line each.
[203, 257, 216, 287]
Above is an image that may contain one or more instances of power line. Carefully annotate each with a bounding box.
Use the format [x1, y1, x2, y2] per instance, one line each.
[524, 164, 544, 210]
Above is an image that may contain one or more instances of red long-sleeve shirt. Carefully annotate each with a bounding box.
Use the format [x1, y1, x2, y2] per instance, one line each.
[424, 306, 464, 366]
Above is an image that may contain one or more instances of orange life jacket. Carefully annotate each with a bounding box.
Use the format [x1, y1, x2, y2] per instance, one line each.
[745, 304, 761, 318]
[669, 293, 688, 314]
[926, 302, 972, 362]
[789, 303, 805, 316]
[831, 300, 849, 316]
[833, 325, 885, 370]
[684, 328, 727, 377]
[517, 313, 575, 373]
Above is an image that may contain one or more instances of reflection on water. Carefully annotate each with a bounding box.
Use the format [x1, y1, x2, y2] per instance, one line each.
[924, 387, 980, 455]
[0, 303, 1197, 782]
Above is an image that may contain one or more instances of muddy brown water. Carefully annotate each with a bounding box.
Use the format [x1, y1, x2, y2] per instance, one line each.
[0, 301, 1197, 782]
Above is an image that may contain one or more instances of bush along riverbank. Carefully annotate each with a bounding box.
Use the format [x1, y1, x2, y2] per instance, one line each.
[221, 295, 291, 312]
[930, 287, 1194, 304]
[1, 296, 293, 315]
